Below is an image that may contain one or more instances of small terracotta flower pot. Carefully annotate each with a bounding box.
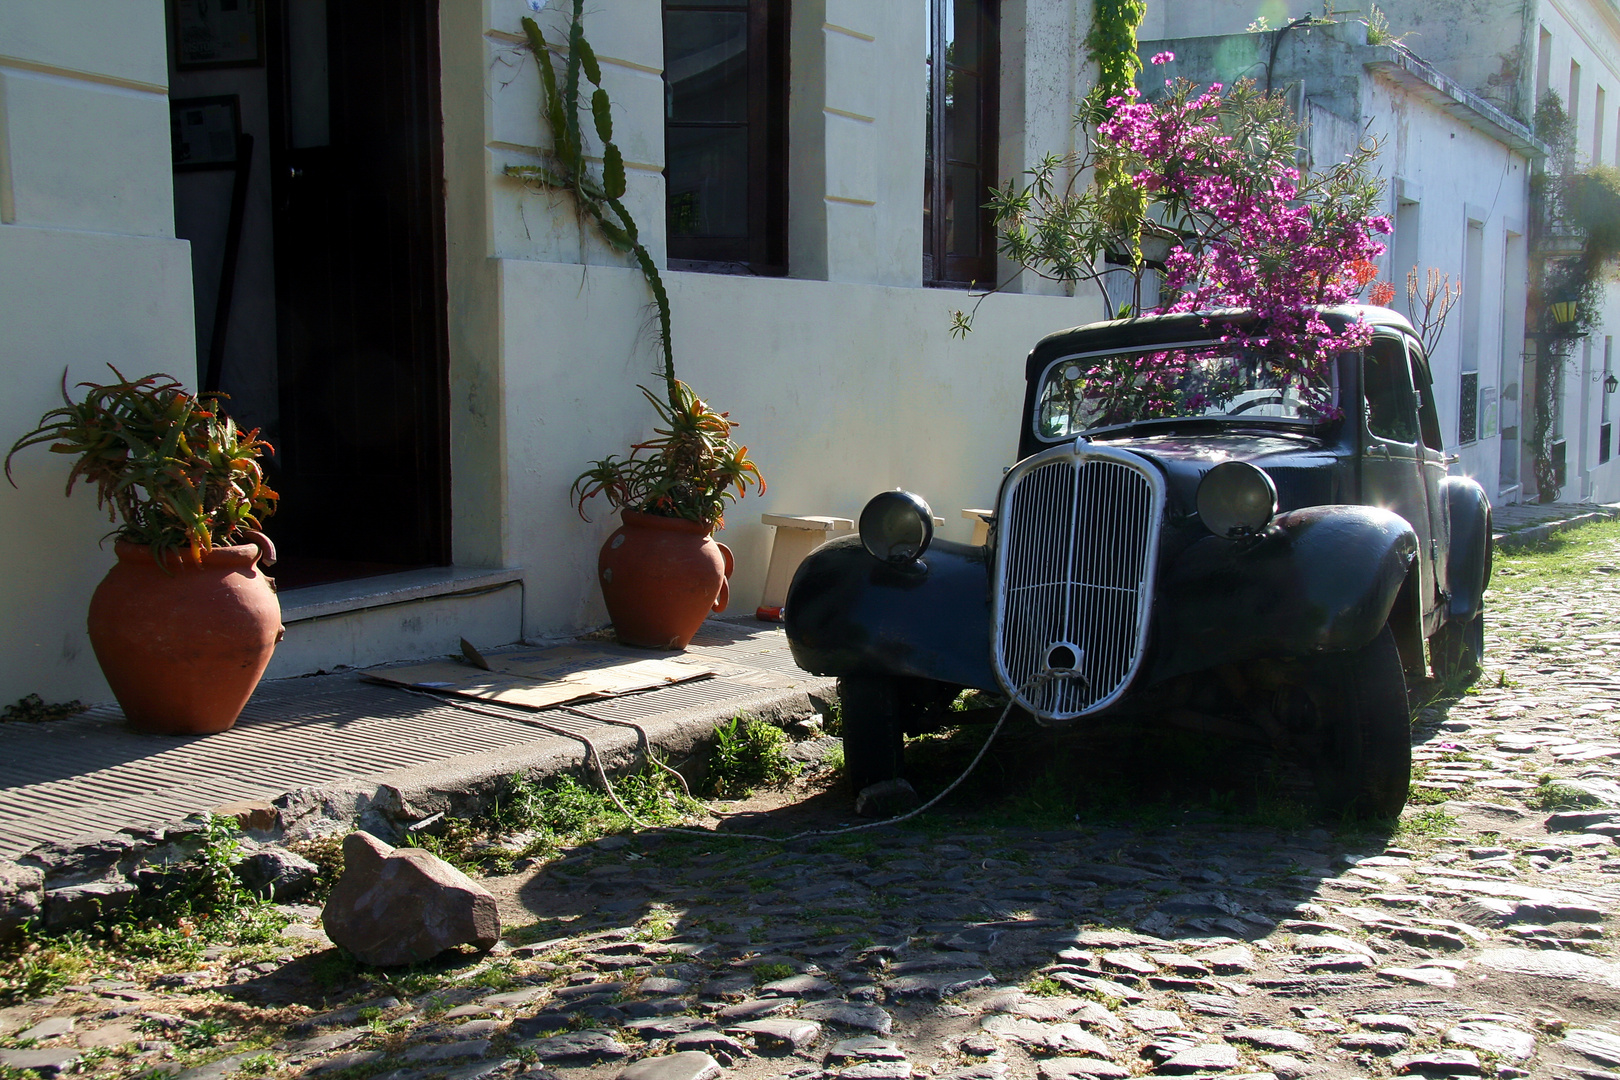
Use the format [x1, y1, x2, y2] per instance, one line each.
[598, 510, 733, 650]
[87, 537, 284, 735]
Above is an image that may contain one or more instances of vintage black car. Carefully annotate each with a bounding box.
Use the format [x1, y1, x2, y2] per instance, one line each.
[784, 307, 1492, 818]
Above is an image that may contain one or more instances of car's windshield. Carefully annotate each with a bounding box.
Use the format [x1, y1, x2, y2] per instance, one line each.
[1035, 342, 1340, 440]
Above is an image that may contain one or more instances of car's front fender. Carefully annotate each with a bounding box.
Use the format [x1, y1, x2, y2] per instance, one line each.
[1147, 505, 1419, 682]
[783, 535, 999, 690]
[1442, 476, 1493, 621]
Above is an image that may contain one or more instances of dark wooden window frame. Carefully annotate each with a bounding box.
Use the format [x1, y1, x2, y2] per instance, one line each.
[925, 0, 1000, 288]
[663, 0, 789, 274]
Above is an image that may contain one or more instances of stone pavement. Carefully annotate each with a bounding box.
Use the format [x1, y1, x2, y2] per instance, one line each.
[0, 617, 832, 859]
[2, 520, 1618, 1078]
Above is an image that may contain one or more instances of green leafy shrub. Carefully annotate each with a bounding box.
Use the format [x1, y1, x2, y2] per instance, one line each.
[703, 715, 799, 798]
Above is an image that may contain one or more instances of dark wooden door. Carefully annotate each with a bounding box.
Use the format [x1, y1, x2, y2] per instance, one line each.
[265, 0, 449, 587]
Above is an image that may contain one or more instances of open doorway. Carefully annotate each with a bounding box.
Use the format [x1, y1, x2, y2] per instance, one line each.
[167, 0, 450, 589]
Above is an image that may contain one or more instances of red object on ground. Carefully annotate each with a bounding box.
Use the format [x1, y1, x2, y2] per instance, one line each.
[88, 538, 283, 735]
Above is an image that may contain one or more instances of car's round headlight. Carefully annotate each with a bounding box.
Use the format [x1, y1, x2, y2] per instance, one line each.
[860, 490, 935, 564]
[1196, 461, 1277, 538]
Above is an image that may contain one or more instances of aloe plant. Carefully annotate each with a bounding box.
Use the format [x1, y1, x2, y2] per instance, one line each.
[5, 368, 277, 562]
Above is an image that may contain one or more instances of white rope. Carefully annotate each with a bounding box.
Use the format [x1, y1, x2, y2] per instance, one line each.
[396, 672, 1071, 844]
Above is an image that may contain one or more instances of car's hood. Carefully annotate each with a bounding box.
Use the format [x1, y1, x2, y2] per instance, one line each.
[1091, 430, 1343, 514]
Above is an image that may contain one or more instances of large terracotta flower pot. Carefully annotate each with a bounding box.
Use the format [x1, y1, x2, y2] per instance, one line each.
[598, 510, 733, 649]
[87, 536, 284, 735]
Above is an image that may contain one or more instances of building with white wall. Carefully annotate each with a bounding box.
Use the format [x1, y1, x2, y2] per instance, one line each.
[0, 0, 1110, 706]
[1144, 0, 1620, 505]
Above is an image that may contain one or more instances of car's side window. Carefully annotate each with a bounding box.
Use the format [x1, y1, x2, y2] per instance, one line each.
[1407, 346, 1445, 451]
[1364, 337, 1419, 444]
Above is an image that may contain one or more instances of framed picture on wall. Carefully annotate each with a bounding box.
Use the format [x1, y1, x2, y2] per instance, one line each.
[171, 96, 243, 170]
[171, 0, 264, 70]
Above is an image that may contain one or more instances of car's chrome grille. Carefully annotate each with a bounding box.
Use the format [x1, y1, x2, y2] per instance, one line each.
[992, 444, 1164, 721]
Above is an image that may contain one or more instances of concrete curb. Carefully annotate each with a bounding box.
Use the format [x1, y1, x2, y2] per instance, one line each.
[1494, 508, 1620, 552]
[272, 682, 836, 843]
[9, 678, 836, 906]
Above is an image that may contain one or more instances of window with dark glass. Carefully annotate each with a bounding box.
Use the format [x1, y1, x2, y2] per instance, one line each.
[663, 0, 787, 272]
[924, 0, 999, 286]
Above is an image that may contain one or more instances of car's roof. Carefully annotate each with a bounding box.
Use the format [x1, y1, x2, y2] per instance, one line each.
[1025, 306, 1419, 381]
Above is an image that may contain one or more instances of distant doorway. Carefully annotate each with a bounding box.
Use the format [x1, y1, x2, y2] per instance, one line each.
[167, 0, 451, 590]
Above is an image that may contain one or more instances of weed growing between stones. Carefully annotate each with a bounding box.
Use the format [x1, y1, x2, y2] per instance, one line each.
[701, 715, 800, 797]
[1395, 806, 1460, 840]
[396, 765, 704, 876]
[0, 815, 289, 1003]
[1532, 776, 1606, 811]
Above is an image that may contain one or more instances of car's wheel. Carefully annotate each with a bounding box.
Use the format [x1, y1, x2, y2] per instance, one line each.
[838, 675, 906, 794]
[1298, 625, 1412, 819]
[1430, 612, 1485, 684]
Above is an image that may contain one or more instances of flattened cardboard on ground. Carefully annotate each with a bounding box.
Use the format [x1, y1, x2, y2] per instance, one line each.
[364, 645, 718, 709]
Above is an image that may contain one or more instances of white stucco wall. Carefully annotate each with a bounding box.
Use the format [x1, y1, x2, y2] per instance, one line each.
[1359, 70, 1533, 499]
[1535, 0, 1620, 501]
[0, 2, 196, 706]
[471, 0, 1104, 642]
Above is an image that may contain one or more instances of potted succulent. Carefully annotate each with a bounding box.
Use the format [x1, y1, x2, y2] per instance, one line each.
[5, 368, 282, 735]
[572, 381, 765, 649]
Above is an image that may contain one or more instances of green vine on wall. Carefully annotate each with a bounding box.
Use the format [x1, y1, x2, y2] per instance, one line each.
[1083, 0, 1147, 116]
[504, 3, 675, 406]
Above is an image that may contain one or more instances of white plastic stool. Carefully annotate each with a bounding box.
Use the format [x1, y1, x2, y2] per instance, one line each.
[756, 514, 855, 620]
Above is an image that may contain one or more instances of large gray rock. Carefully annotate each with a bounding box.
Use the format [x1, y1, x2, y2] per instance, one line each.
[320, 832, 499, 966]
[0, 860, 43, 945]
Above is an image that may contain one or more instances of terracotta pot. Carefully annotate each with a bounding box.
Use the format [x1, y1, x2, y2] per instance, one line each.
[598, 510, 733, 649]
[87, 535, 284, 735]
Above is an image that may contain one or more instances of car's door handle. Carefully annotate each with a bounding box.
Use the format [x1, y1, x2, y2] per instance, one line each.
[1365, 445, 1390, 459]
[1443, 453, 1460, 465]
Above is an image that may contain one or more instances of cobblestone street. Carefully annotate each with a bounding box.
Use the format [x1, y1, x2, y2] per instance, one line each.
[2, 525, 1618, 1080]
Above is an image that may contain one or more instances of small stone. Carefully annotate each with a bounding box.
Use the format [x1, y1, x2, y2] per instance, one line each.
[1377, 966, 1457, 989]
[717, 998, 791, 1021]
[44, 881, 138, 929]
[0, 1048, 82, 1076]
[1352, 1014, 1418, 1034]
[670, 1031, 749, 1064]
[237, 848, 319, 902]
[1339, 1031, 1409, 1054]
[728, 1018, 821, 1050]
[840, 1063, 912, 1080]
[980, 1016, 1110, 1057]
[1123, 1008, 1183, 1033]
[401, 1040, 492, 1064]
[1564, 1028, 1620, 1067]
[1477, 948, 1620, 989]
[212, 799, 280, 831]
[18, 1016, 74, 1041]
[1445, 1022, 1535, 1060]
[623, 1016, 707, 1038]
[1159, 1044, 1241, 1073]
[940, 1064, 1010, 1080]
[1100, 950, 1157, 976]
[827, 1037, 907, 1062]
[521, 1031, 630, 1062]
[76, 1022, 144, 1049]
[797, 1001, 893, 1034]
[617, 1051, 721, 1080]
[307, 1051, 385, 1075]
[855, 780, 920, 818]
[0, 861, 44, 946]
[1392, 1049, 1482, 1075]
[1227, 1028, 1311, 1054]
[1303, 952, 1372, 972]
[1038, 1059, 1131, 1080]
[758, 974, 836, 998]
[1257, 1054, 1309, 1080]
[886, 969, 996, 999]
[1202, 946, 1255, 974]
[637, 977, 689, 995]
